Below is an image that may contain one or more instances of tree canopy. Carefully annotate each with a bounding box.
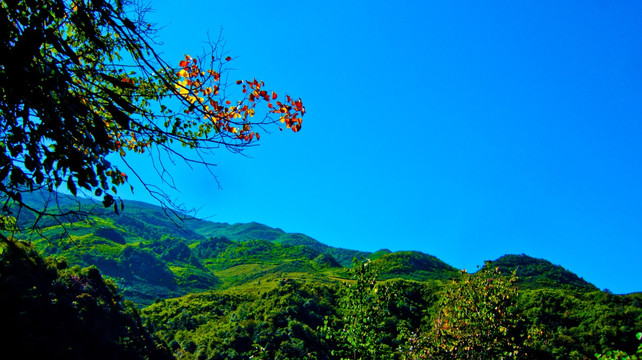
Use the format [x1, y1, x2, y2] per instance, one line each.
[0, 0, 305, 227]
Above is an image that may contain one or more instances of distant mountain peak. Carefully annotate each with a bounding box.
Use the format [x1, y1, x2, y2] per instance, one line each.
[373, 250, 460, 281]
[487, 254, 598, 291]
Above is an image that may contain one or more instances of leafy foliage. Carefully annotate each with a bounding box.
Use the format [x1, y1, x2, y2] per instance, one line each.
[597, 333, 642, 360]
[0, 0, 304, 226]
[143, 279, 335, 360]
[403, 265, 533, 359]
[321, 259, 396, 359]
[0, 236, 172, 359]
[519, 289, 642, 359]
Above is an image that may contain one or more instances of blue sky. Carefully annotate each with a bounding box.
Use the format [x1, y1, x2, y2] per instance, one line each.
[121, 0, 642, 293]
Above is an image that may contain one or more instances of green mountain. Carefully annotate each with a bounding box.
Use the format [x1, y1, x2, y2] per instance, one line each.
[487, 253, 599, 291]
[373, 251, 460, 281]
[8, 199, 368, 304]
[191, 221, 372, 267]
[4, 195, 642, 359]
[7, 196, 609, 306]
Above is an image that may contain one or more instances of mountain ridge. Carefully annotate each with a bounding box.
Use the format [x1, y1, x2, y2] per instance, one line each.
[5, 195, 642, 359]
[5, 196, 613, 305]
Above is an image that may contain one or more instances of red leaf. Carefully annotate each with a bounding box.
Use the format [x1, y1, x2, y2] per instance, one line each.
[226, 56, 232, 61]
[272, 92, 277, 100]
[179, 60, 188, 67]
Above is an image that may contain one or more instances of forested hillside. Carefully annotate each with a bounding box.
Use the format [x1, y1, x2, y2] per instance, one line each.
[0, 237, 173, 360]
[3, 197, 641, 359]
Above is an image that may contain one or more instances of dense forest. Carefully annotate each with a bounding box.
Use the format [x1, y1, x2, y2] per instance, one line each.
[2, 197, 641, 359]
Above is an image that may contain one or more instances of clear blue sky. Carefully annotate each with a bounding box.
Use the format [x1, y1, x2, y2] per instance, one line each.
[121, 0, 642, 294]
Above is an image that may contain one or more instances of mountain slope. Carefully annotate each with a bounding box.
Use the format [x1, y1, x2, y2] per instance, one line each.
[272, 232, 372, 267]
[487, 254, 599, 292]
[5, 194, 641, 360]
[373, 251, 460, 281]
[6, 195, 606, 306]
[0, 237, 173, 359]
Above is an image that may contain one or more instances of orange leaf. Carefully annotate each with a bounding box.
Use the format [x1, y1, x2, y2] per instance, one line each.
[179, 60, 188, 67]
[272, 92, 277, 100]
